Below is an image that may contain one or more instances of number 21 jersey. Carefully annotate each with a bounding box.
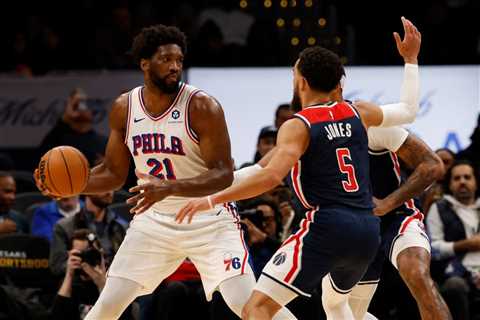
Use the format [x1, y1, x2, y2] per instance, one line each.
[125, 83, 211, 214]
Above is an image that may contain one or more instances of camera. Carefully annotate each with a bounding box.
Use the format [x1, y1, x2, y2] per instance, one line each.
[238, 209, 265, 229]
[73, 247, 102, 267]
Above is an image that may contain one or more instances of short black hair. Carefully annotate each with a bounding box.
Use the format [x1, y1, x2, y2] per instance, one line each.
[297, 46, 345, 93]
[435, 148, 456, 158]
[443, 159, 478, 195]
[131, 24, 187, 65]
[275, 104, 291, 119]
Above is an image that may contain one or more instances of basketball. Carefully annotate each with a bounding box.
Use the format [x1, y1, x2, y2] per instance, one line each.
[38, 146, 90, 197]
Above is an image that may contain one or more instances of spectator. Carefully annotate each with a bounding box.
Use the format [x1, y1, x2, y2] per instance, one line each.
[273, 103, 294, 129]
[38, 88, 107, 167]
[51, 229, 110, 320]
[457, 113, 480, 169]
[422, 148, 456, 213]
[426, 160, 480, 320]
[267, 185, 299, 241]
[0, 171, 29, 234]
[239, 197, 282, 278]
[49, 192, 127, 276]
[253, 126, 277, 163]
[31, 196, 82, 242]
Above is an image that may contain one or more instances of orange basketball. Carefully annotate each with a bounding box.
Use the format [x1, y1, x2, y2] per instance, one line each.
[38, 146, 90, 197]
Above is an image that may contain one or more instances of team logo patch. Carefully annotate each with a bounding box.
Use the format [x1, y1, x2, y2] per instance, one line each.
[223, 252, 241, 271]
[172, 109, 180, 119]
[273, 252, 287, 266]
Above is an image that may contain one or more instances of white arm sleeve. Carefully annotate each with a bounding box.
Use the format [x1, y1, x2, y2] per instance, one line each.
[232, 164, 263, 185]
[379, 64, 419, 127]
[368, 127, 409, 152]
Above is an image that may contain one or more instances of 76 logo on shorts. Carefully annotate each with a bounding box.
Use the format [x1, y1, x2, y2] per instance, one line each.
[223, 253, 241, 271]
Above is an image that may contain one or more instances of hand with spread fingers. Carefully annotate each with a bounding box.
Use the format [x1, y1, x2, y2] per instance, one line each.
[394, 16, 421, 64]
[127, 170, 175, 214]
[175, 196, 212, 224]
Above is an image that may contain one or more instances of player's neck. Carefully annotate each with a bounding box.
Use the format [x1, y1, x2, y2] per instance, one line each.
[143, 82, 179, 117]
[302, 90, 343, 108]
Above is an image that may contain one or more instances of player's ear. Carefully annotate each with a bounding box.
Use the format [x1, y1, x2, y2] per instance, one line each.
[299, 76, 308, 92]
[140, 59, 150, 72]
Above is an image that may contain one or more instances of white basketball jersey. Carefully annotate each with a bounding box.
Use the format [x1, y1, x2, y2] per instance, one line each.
[125, 83, 217, 214]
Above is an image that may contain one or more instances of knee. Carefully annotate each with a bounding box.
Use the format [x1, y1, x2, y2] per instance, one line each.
[398, 252, 431, 285]
[241, 299, 276, 320]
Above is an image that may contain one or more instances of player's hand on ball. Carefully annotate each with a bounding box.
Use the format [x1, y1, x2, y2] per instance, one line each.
[176, 197, 211, 224]
[394, 16, 421, 64]
[33, 168, 62, 200]
[127, 170, 173, 214]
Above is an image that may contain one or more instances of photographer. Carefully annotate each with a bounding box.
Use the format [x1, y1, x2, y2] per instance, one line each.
[50, 192, 127, 276]
[52, 229, 106, 320]
[38, 88, 107, 166]
[239, 196, 282, 278]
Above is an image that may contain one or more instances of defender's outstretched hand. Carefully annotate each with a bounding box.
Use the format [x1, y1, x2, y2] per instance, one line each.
[127, 170, 173, 214]
[176, 197, 212, 224]
[394, 16, 421, 64]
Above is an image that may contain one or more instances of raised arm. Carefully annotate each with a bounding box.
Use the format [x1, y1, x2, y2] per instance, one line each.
[355, 17, 421, 128]
[176, 118, 309, 223]
[127, 93, 234, 214]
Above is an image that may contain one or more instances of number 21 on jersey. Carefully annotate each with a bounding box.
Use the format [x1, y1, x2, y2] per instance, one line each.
[147, 158, 176, 180]
[336, 148, 359, 192]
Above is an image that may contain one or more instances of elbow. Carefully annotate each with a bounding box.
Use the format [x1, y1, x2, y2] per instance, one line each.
[219, 168, 234, 189]
[427, 156, 445, 183]
[268, 171, 284, 189]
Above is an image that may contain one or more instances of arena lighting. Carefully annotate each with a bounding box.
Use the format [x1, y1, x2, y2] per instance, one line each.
[308, 37, 316, 45]
[291, 37, 299, 46]
[276, 18, 285, 27]
[291, 0, 297, 7]
[293, 18, 301, 27]
[340, 56, 348, 64]
[305, 0, 313, 7]
[240, 0, 248, 8]
[264, 0, 272, 8]
[280, 0, 288, 8]
[335, 36, 341, 45]
[318, 17, 327, 27]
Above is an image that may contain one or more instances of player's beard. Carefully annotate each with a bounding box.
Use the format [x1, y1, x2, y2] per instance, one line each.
[150, 70, 180, 94]
[291, 87, 302, 112]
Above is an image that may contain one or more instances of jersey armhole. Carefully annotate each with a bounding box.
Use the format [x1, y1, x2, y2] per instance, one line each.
[293, 114, 311, 128]
[185, 89, 202, 144]
[123, 89, 133, 145]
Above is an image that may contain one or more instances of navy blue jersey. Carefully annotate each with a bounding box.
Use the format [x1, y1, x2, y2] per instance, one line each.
[368, 149, 423, 225]
[289, 101, 373, 210]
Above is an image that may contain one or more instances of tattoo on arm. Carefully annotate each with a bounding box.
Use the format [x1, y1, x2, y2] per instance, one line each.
[383, 134, 443, 210]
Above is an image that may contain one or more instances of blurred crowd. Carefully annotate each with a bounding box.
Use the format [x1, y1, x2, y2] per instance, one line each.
[1, 0, 479, 76]
[1, 88, 480, 319]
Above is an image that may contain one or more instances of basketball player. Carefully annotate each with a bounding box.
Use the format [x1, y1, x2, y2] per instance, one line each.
[175, 17, 421, 319]
[347, 127, 452, 320]
[35, 25, 296, 319]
